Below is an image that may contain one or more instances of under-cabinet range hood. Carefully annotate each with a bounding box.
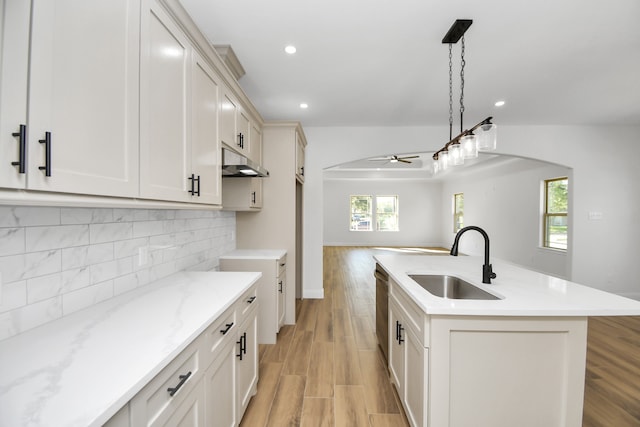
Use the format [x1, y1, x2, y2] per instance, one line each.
[222, 147, 269, 177]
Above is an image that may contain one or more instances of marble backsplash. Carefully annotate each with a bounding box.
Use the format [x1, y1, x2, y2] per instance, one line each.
[0, 206, 236, 341]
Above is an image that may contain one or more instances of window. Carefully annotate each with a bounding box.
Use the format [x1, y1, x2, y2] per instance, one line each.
[376, 196, 399, 231]
[350, 195, 399, 231]
[543, 177, 568, 250]
[350, 195, 372, 231]
[453, 193, 464, 233]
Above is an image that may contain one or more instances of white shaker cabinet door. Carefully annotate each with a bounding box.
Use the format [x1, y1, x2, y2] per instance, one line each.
[191, 52, 221, 205]
[139, 0, 192, 202]
[27, 0, 140, 196]
[0, 0, 30, 189]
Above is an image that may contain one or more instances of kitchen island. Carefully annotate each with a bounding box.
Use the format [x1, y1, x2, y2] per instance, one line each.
[375, 254, 640, 427]
[0, 271, 261, 427]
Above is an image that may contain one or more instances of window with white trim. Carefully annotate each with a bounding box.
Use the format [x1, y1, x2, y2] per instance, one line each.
[543, 177, 568, 250]
[350, 195, 399, 231]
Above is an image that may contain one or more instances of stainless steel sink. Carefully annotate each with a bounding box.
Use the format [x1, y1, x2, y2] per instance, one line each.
[407, 274, 502, 300]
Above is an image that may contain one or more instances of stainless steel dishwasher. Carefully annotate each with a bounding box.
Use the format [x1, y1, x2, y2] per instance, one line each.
[375, 264, 389, 362]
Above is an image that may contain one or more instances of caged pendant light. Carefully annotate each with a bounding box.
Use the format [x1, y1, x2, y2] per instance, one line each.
[433, 19, 497, 174]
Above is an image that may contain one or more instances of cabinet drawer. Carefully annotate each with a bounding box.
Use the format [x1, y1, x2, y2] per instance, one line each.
[238, 284, 258, 318]
[130, 338, 203, 426]
[277, 255, 287, 277]
[203, 305, 236, 364]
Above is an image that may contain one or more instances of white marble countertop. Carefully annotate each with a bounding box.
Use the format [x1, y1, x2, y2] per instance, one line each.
[0, 271, 261, 427]
[220, 249, 287, 260]
[375, 254, 640, 316]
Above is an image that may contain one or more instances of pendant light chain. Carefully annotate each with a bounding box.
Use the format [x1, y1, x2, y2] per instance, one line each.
[459, 35, 466, 133]
[433, 19, 497, 171]
[448, 43, 453, 141]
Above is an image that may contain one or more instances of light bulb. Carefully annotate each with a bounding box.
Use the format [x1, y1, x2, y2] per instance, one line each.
[477, 123, 497, 151]
[461, 133, 478, 159]
[449, 143, 465, 165]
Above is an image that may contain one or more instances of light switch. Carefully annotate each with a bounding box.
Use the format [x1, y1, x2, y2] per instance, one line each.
[588, 211, 603, 220]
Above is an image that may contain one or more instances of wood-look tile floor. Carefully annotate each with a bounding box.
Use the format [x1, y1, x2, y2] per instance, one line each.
[239, 246, 640, 427]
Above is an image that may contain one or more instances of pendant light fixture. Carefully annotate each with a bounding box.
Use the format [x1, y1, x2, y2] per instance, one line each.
[433, 19, 497, 174]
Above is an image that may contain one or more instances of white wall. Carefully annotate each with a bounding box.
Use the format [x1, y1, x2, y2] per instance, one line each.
[440, 158, 571, 278]
[303, 125, 640, 300]
[323, 178, 442, 246]
[0, 206, 235, 341]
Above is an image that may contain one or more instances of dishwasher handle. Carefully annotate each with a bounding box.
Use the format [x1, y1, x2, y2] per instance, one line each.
[374, 269, 388, 282]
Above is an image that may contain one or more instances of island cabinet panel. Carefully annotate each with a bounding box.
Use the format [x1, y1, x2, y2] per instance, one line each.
[429, 316, 588, 427]
[1, 0, 140, 196]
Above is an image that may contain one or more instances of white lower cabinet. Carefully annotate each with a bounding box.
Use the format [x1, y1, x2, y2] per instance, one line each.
[236, 302, 258, 419]
[130, 338, 204, 427]
[112, 283, 258, 427]
[205, 338, 237, 427]
[388, 296, 426, 427]
[219, 251, 287, 344]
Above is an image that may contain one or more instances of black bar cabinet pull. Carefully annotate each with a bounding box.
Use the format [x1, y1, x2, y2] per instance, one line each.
[247, 296, 256, 304]
[220, 322, 234, 335]
[395, 320, 400, 342]
[242, 332, 247, 355]
[300, 166, 304, 176]
[237, 334, 245, 360]
[398, 324, 404, 344]
[278, 281, 283, 293]
[251, 191, 256, 204]
[195, 175, 200, 196]
[167, 371, 192, 396]
[38, 131, 51, 176]
[188, 174, 196, 195]
[237, 133, 243, 149]
[11, 124, 26, 173]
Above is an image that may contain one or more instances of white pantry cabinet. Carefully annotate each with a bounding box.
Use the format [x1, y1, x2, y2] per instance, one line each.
[0, 0, 139, 197]
[139, 0, 221, 205]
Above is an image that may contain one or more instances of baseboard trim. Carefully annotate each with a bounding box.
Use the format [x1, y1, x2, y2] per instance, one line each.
[302, 288, 324, 299]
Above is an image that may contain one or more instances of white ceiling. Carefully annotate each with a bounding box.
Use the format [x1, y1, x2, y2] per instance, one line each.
[180, 0, 640, 128]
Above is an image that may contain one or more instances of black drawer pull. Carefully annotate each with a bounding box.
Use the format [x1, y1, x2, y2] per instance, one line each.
[11, 124, 26, 173]
[220, 322, 234, 335]
[38, 131, 51, 176]
[167, 371, 192, 396]
[278, 281, 283, 293]
[247, 296, 256, 304]
[398, 324, 405, 344]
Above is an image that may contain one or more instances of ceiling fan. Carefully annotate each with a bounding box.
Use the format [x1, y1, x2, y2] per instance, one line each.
[368, 154, 420, 164]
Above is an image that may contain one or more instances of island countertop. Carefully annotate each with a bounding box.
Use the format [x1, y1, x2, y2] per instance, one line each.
[0, 270, 261, 427]
[374, 254, 640, 316]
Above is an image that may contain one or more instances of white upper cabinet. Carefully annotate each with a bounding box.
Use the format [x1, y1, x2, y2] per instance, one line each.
[0, 0, 30, 189]
[295, 131, 306, 183]
[219, 85, 257, 159]
[139, 0, 221, 205]
[139, 0, 191, 202]
[249, 122, 262, 164]
[1, 0, 140, 196]
[191, 52, 222, 205]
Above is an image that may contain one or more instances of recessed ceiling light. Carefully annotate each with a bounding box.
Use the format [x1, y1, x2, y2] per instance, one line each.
[494, 100, 505, 107]
[300, 103, 308, 109]
[284, 45, 297, 54]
